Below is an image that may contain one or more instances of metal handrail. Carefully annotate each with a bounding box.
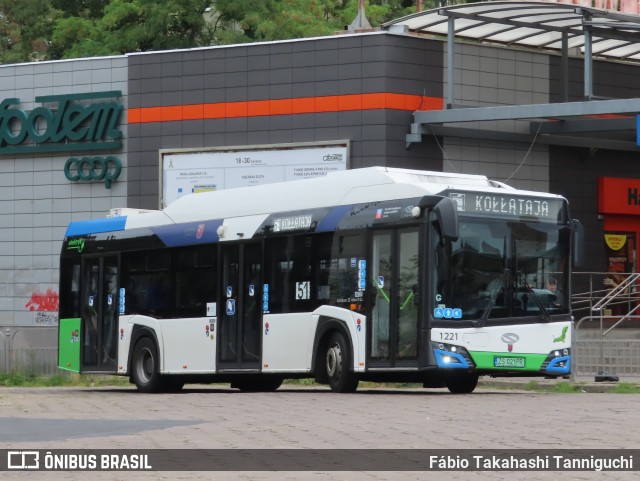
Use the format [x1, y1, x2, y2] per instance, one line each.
[590, 273, 640, 311]
[603, 303, 640, 336]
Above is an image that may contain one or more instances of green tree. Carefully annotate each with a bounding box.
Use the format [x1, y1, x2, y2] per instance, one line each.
[213, 0, 336, 44]
[52, 0, 110, 19]
[49, 0, 214, 59]
[336, 0, 417, 28]
[0, 0, 56, 63]
[213, 0, 419, 43]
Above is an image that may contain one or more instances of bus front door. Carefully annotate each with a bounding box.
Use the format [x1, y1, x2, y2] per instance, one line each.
[370, 228, 419, 367]
[80, 255, 119, 373]
[218, 243, 262, 371]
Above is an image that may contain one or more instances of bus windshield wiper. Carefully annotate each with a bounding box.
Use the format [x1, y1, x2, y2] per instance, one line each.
[516, 271, 551, 321]
[473, 268, 509, 328]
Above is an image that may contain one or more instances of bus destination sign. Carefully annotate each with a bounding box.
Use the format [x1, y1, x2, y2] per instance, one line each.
[272, 215, 313, 233]
[449, 192, 565, 221]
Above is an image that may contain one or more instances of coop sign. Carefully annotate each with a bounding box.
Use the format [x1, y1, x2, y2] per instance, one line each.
[0, 91, 123, 188]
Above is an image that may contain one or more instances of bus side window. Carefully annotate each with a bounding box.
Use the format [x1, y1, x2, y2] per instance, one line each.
[121, 251, 173, 319]
[59, 261, 81, 319]
[328, 234, 366, 312]
[290, 236, 313, 311]
[265, 233, 333, 314]
[265, 237, 289, 313]
[175, 245, 216, 318]
[316, 236, 332, 302]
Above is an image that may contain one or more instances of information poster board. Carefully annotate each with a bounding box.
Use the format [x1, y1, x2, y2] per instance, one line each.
[160, 142, 349, 207]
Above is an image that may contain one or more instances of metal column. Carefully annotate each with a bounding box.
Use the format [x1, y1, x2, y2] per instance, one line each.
[446, 15, 455, 109]
[583, 14, 593, 99]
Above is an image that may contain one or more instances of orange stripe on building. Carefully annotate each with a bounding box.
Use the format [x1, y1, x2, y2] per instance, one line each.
[128, 93, 443, 124]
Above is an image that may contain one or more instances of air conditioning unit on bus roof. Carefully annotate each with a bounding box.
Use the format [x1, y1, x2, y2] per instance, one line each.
[107, 207, 157, 217]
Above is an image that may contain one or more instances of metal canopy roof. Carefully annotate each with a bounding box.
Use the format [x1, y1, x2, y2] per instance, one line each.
[382, 1, 640, 152]
[383, 1, 640, 61]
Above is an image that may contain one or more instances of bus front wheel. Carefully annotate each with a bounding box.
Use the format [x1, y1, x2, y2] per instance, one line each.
[445, 371, 479, 394]
[131, 337, 163, 393]
[325, 332, 359, 393]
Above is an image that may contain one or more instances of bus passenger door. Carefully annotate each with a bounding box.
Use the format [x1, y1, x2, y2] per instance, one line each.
[80, 255, 118, 373]
[218, 243, 262, 371]
[370, 228, 419, 367]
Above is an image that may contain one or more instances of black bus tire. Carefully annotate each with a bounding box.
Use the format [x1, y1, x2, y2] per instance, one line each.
[131, 337, 163, 393]
[445, 371, 479, 394]
[325, 332, 359, 393]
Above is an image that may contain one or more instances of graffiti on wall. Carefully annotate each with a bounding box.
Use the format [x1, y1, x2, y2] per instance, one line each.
[35, 312, 58, 325]
[25, 289, 59, 312]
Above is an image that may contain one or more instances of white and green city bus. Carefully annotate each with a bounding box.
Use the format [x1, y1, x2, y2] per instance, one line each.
[58, 167, 582, 393]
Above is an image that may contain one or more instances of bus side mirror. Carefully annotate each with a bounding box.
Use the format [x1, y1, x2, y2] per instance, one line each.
[571, 219, 584, 268]
[433, 197, 459, 241]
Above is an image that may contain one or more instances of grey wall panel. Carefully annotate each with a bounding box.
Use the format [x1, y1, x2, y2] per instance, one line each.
[247, 130, 270, 145]
[289, 113, 315, 129]
[337, 79, 363, 95]
[289, 129, 316, 143]
[203, 132, 227, 146]
[314, 80, 339, 96]
[204, 88, 225, 103]
[183, 89, 205, 105]
[182, 120, 205, 136]
[337, 111, 362, 127]
[226, 117, 249, 133]
[269, 83, 292, 99]
[315, 112, 339, 128]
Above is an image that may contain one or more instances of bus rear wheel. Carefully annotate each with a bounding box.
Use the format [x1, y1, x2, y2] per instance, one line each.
[325, 332, 358, 393]
[131, 337, 163, 393]
[445, 371, 479, 394]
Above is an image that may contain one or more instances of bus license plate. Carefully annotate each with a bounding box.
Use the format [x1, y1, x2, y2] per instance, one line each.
[494, 356, 525, 368]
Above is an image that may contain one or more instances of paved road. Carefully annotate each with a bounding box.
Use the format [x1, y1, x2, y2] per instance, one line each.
[0, 384, 638, 480]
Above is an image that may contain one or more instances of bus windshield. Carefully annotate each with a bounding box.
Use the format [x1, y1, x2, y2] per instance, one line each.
[433, 218, 571, 323]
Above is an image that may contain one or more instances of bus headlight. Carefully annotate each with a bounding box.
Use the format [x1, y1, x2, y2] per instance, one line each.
[541, 348, 571, 375]
[431, 342, 475, 369]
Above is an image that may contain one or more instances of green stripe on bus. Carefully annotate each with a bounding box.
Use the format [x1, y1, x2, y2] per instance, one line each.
[58, 318, 81, 373]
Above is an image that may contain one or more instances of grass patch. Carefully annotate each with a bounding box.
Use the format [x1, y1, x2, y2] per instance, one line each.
[609, 383, 640, 394]
[359, 381, 423, 389]
[482, 378, 640, 393]
[549, 381, 584, 393]
[0, 372, 130, 388]
[512, 380, 584, 393]
[0, 371, 38, 386]
[283, 378, 317, 386]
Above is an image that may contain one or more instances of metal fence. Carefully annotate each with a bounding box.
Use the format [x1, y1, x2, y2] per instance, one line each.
[0, 347, 59, 376]
[0, 327, 59, 377]
[574, 338, 640, 378]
